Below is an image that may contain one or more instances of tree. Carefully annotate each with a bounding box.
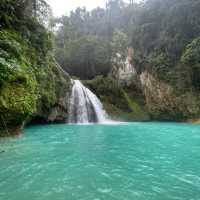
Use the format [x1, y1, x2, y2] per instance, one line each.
[0, 0, 52, 29]
[111, 30, 128, 58]
[55, 34, 111, 79]
[181, 37, 200, 90]
[54, 0, 200, 90]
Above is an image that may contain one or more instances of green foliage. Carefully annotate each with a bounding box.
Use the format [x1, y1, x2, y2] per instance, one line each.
[54, 0, 200, 85]
[0, 0, 70, 135]
[130, 0, 200, 70]
[146, 52, 173, 81]
[0, 0, 17, 28]
[181, 37, 200, 67]
[55, 34, 111, 79]
[111, 30, 128, 59]
[54, 1, 130, 79]
[0, 82, 37, 116]
[0, 30, 38, 132]
[122, 90, 143, 115]
[53, 0, 200, 121]
[84, 76, 149, 121]
[0, 30, 33, 86]
[181, 37, 200, 90]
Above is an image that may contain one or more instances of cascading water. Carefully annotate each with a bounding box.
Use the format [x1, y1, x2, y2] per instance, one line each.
[68, 80, 108, 123]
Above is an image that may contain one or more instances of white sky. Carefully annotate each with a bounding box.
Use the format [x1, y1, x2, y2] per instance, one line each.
[47, 0, 130, 17]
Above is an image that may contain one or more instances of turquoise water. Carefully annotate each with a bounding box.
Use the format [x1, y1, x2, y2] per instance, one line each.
[0, 123, 200, 200]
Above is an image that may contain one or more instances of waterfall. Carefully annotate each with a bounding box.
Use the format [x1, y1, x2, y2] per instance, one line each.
[68, 80, 108, 123]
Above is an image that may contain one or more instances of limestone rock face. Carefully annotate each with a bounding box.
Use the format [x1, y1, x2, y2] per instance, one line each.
[111, 46, 200, 121]
[140, 71, 200, 121]
[112, 48, 137, 87]
[48, 93, 70, 123]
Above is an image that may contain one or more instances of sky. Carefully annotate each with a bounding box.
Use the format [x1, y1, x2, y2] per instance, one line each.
[47, 0, 130, 17]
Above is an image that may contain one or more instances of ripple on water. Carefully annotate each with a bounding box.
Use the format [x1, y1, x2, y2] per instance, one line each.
[0, 123, 200, 200]
[97, 188, 112, 194]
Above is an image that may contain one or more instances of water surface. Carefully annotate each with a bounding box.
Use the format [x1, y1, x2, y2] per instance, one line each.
[0, 122, 200, 200]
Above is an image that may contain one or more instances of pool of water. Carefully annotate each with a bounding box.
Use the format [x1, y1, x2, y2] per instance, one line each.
[0, 122, 200, 200]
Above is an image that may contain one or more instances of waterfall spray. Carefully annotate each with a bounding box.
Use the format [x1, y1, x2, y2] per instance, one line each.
[68, 80, 108, 123]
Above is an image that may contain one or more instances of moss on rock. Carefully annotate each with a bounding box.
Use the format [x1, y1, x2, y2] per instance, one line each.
[84, 76, 149, 121]
[0, 28, 70, 136]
